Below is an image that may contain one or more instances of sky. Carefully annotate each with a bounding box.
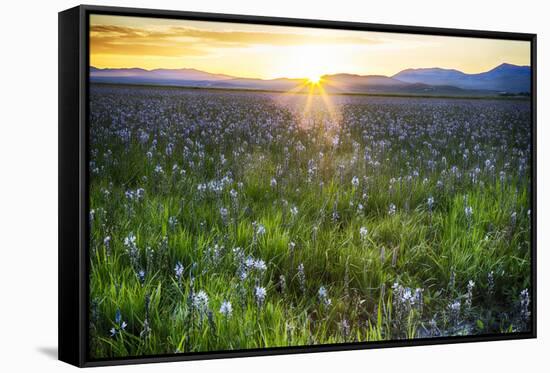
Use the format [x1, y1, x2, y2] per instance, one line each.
[90, 14, 530, 80]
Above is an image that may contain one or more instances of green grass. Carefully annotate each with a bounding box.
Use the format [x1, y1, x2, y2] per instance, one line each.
[88, 85, 532, 358]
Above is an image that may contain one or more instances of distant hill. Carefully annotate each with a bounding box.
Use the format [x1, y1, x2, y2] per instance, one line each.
[90, 67, 234, 85]
[90, 63, 531, 96]
[392, 63, 531, 93]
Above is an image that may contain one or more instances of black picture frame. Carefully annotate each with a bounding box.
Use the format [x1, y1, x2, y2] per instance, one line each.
[59, 4, 537, 367]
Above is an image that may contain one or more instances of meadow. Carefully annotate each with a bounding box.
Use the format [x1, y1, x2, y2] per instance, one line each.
[88, 84, 532, 358]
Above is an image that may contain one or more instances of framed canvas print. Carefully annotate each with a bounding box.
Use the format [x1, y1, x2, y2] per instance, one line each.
[58, 5, 537, 367]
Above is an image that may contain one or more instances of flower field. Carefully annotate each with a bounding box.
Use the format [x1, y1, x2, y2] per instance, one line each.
[88, 84, 532, 358]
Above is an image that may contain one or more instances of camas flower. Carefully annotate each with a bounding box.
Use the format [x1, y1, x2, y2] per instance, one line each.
[465, 206, 473, 219]
[168, 216, 178, 230]
[256, 223, 266, 236]
[318, 286, 332, 307]
[137, 269, 146, 285]
[297, 263, 306, 293]
[255, 286, 267, 308]
[520, 289, 530, 321]
[219, 300, 233, 318]
[466, 280, 475, 308]
[193, 290, 209, 313]
[110, 309, 127, 337]
[123, 232, 136, 249]
[359, 226, 368, 240]
[448, 300, 461, 324]
[427, 196, 435, 211]
[220, 207, 229, 224]
[174, 261, 184, 281]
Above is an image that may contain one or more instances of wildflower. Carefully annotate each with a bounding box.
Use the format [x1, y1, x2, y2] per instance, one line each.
[245, 256, 255, 269]
[256, 223, 266, 236]
[270, 178, 277, 188]
[193, 290, 209, 314]
[165, 142, 174, 156]
[136, 187, 145, 200]
[465, 206, 473, 220]
[340, 319, 350, 339]
[427, 196, 435, 211]
[103, 236, 111, 249]
[168, 216, 178, 230]
[428, 318, 440, 337]
[220, 207, 229, 225]
[359, 226, 368, 240]
[125, 190, 135, 201]
[520, 289, 530, 321]
[115, 308, 122, 325]
[230, 189, 238, 199]
[238, 269, 247, 281]
[254, 259, 267, 272]
[219, 300, 232, 318]
[138, 269, 146, 285]
[448, 300, 461, 325]
[351, 176, 359, 187]
[392, 282, 423, 322]
[255, 286, 267, 308]
[388, 203, 397, 216]
[290, 206, 299, 217]
[154, 164, 164, 174]
[110, 309, 127, 337]
[332, 201, 340, 222]
[174, 261, 184, 281]
[318, 286, 332, 307]
[466, 280, 475, 308]
[124, 232, 137, 249]
[124, 232, 139, 269]
[413, 288, 424, 310]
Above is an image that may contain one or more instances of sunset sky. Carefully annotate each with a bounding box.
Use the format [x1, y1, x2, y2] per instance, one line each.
[90, 14, 530, 80]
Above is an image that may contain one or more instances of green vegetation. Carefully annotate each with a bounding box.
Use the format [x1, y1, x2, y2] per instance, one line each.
[89, 85, 532, 359]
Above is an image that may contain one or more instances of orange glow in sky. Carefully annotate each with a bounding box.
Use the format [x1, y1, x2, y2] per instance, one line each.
[90, 15, 530, 80]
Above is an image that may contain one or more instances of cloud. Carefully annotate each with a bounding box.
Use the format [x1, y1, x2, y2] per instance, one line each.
[90, 23, 382, 58]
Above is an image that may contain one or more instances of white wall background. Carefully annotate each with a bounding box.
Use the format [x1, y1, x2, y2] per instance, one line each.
[0, 0, 546, 370]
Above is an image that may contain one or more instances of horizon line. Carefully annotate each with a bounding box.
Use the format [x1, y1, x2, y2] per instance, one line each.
[89, 61, 530, 82]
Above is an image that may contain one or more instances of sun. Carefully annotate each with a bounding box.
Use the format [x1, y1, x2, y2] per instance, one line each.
[307, 75, 322, 85]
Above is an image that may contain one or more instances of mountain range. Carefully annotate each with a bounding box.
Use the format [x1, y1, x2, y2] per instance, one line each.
[392, 63, 531, 93]
[90, 63, 531, 96]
